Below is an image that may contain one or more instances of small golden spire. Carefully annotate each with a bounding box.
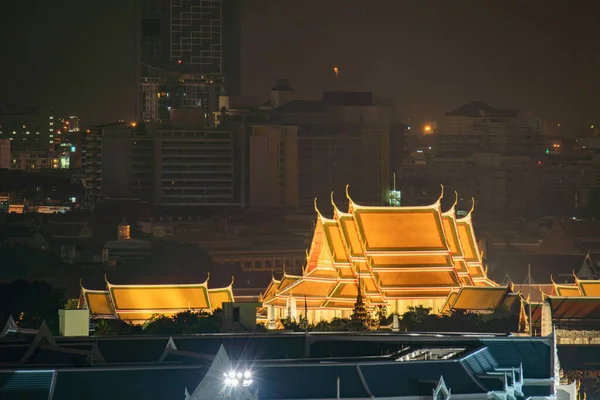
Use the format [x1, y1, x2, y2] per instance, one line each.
[452, 191, 458, 209]
[314, 197, 320, 215]
[436, 184, 445, 204]
[468, 197, 476, 216]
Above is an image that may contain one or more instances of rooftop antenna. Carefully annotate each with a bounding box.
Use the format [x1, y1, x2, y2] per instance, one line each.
[528, 264, 533, 336]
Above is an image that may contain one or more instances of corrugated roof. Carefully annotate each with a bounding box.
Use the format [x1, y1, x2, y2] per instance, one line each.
[256, 364, 368, 399]
[0, 370, 54, 400]
[480, 337, 552, 379]
[53, 367, 203, 400]
[360, 361, 485, 397]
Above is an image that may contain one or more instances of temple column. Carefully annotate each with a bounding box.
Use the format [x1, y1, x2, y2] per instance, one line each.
[392, 313, 400, 332]
[287, 295, 297, 320]
[267, 305, 276, 330]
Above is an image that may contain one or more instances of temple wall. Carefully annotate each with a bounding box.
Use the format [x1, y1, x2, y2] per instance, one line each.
[388, 298, 447, 315]
[541, 302, 553, 337]
[556, 329, 600, 345]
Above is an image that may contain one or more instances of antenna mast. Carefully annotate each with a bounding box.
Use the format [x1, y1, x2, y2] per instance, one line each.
[528, 264, 533, 336]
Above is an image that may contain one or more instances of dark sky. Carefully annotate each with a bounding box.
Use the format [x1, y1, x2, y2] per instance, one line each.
[1, 1, 599, 130]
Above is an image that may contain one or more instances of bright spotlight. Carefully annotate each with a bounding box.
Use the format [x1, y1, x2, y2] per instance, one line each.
[224, 370, 253, 387]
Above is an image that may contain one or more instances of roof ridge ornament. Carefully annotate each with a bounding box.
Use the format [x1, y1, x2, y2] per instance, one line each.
[467, 197, 475, 217]
[345, 184, 355, 211]
[452, 191, 458, 210]
[436, 184, 444, 204]
[314, 197, 320, 216]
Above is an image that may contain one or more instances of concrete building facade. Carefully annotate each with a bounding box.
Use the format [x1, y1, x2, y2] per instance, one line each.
[88, 122, 245, 207]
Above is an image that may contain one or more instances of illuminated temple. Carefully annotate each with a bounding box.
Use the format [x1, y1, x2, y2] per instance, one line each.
[261, 186, 500, 323]
[79, 275, 234, 324]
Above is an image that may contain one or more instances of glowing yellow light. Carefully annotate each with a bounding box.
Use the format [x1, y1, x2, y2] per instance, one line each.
[424, 125, 432, 133]
[130, 122, 137, 127]
[592, 125, 595, 129]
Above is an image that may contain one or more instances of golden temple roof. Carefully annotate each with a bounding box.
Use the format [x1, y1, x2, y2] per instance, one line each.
[551, 275, 600, 297]
[441, 286, 511, 313]
[79, 276, 234, 324]
[262, 186, 498, 313]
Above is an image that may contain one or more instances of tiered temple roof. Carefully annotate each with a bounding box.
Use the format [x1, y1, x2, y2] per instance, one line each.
[262, 186, 497, 316]
[551, 275, 600, 297]
[79, 275, 234, 324]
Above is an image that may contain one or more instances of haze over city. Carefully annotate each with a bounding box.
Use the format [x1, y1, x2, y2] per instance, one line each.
[1, 1, 600, 129]
[1, 1, 600, 399]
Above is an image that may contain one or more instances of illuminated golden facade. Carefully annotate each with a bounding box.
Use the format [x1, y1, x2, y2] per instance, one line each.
[261, 185, 498, 323]
[79, 275, 234, 324]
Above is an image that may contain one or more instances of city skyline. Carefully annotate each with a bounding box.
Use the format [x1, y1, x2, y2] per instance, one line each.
[1, 1, 599, 129]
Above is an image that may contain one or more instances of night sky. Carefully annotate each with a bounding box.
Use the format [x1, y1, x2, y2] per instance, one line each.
[1, 1, 599, 130]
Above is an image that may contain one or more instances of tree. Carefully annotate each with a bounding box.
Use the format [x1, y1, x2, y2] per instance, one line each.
[0, 280, 67, 333]
[93, 319, 142, 336]
[142, 310, 222, 334]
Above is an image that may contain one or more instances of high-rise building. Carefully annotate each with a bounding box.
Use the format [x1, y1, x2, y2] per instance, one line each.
[0, 139, 10, 169]
[87, 121, 245, 207]
[0, 105, 53, 151]
[399, 102, 546, 218]
[138, 0, 240, 125]
[243, 85, 393, 210]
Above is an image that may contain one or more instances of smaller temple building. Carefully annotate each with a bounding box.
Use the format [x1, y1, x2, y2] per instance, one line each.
[79, 275, 234, 324]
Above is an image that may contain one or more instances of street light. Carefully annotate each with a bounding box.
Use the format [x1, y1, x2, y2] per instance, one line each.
[223, 370, 253, 387]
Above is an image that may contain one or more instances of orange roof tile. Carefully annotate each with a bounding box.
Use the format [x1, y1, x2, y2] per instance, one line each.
[353, 207, 447, 252]
[338, 213, 363, 257]
[108, 284, 211, 311]
[369, 254, 453, 269]
[453, 259, 468, 273]
[278, 279, 338, 298]
[578, 280, 600, 296]
[440, 290, 460, 313]
[330, 282, 359, 299]
[208, 287, 234, 310]
[384, 289, 452, 299]
[375, 270, 459, 288]
[82, 289, 114, 317]
[553, 283, 582, 297]
[451, 286, 509, 311]
[442, 212, 464, 257]
[468, 265, 486, 279]
[322, 220, 349, 263]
